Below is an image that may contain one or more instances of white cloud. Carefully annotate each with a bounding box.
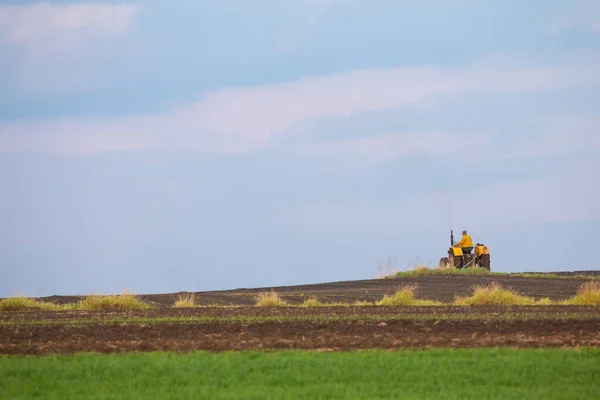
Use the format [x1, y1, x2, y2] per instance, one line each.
[181, 58, 598, 141]
[0, 3, 137, 51]
[0, 3, 138, 95]
[0, 57, 599, 155]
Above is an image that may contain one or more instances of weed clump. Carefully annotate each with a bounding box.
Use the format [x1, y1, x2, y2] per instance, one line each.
[173, 292, 198, 308]
[301, 296, 326, 307]
[454, 282, 551, 306]
[77, 291, 150, 311]
[255, 290, 287, 307]
[377, 285, 443, 306]
[0, 296, 60, 312]
[562, 281, 600, 305]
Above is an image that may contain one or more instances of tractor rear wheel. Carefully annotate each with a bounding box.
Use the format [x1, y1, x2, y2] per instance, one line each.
[479, 254, 491, 270]
[450, 255, 464, 269]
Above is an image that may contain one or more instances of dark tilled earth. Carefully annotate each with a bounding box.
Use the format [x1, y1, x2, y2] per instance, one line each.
[1, 305, 598, 322]
[1, 305, 599, 354]
[2, 318, 599, 355]
[38, 271, 600, 307]
[2, 272, 599, 354]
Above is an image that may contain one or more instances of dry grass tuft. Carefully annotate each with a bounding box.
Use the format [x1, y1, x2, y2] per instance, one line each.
[377, 285, 443, 306]
[0, 296, 60, 312]
[454, 282, 550, 306]
[301, 296, 326, 307]
[353, 300, 375, 306]
[255, 290, 288, 307]
[173, 292, 198, 308]
[77, 291, 150, 311]
[414, 264, 430, 271]
[562, 281, 600, 305]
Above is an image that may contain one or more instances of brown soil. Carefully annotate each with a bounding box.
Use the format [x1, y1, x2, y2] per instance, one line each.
[1, 306, 599, 354]
[37, 272, 600, 307]
[3, 272, 599, 355]
[2, 318, 599, 355]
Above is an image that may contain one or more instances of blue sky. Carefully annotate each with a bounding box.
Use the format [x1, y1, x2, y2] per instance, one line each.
[1, 1, 599, 297]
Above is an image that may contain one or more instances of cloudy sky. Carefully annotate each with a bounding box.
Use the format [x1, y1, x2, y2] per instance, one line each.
[1, 0, 599, 297]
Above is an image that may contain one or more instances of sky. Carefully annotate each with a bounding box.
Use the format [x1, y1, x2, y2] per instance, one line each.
[1, 0, 599, 297]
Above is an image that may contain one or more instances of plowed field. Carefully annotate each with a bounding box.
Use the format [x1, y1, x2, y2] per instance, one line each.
[1, 307, 599, 355]
[39, 272, 600, 307]
[2, 272, 600, 355]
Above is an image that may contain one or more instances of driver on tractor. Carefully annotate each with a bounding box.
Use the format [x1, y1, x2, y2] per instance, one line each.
[455, 230, 474, 254]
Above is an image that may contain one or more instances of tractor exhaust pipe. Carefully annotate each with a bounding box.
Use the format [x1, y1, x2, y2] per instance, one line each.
[450, 230, 454, 246]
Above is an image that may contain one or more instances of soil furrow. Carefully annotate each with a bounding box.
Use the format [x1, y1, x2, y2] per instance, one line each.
[2, 319, 599, 354]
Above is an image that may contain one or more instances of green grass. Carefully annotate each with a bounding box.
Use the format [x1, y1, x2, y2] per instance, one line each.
[394, 266, 499, 278]
[1, 349, 598, 399]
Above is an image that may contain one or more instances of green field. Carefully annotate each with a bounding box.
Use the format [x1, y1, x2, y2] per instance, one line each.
[2, 349, 599, 399]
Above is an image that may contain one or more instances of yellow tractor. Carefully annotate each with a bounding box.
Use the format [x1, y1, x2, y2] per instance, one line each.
[439, 230, 491, 270]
